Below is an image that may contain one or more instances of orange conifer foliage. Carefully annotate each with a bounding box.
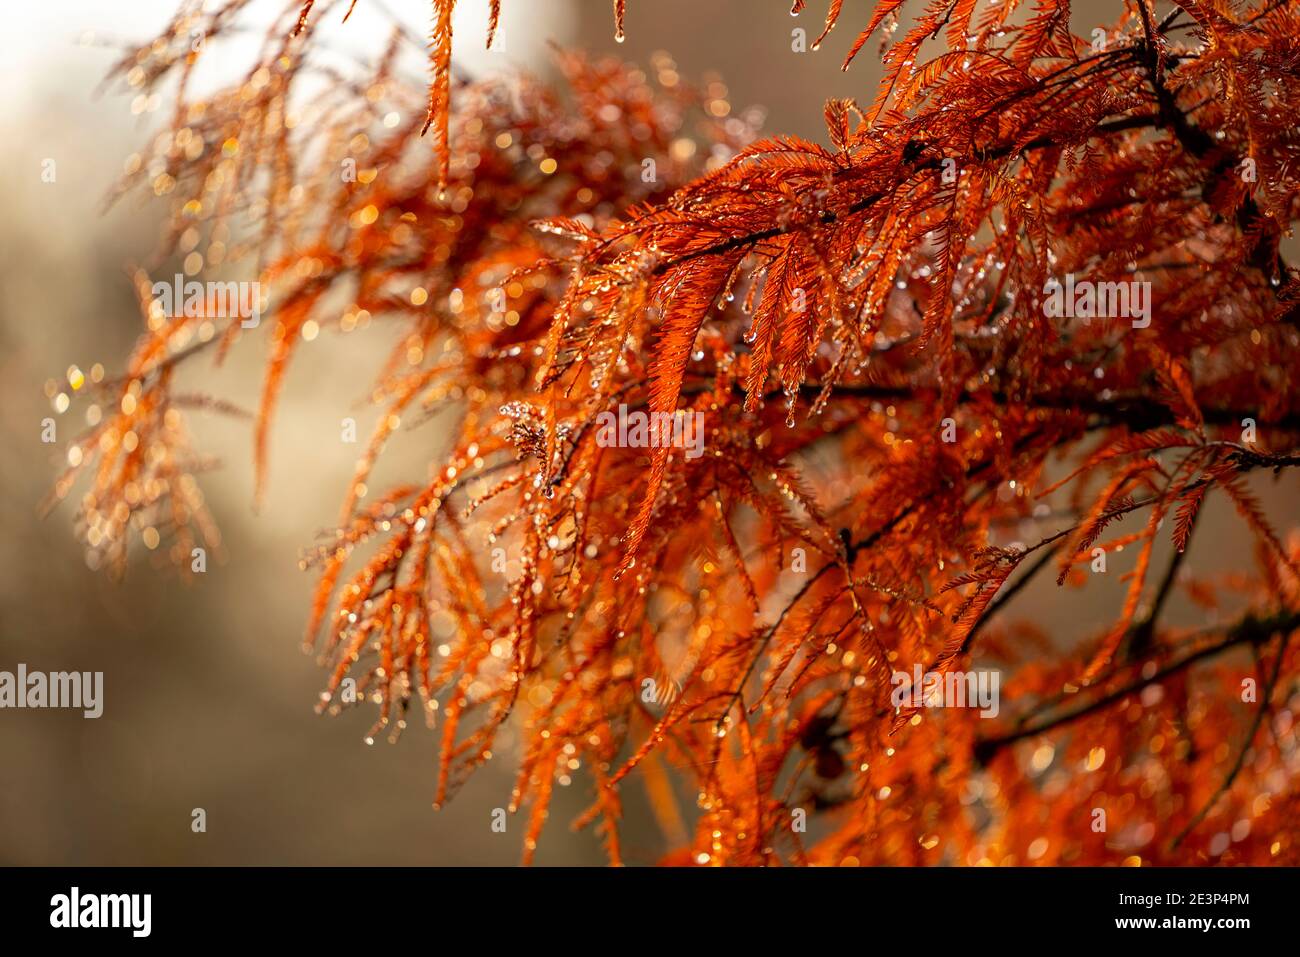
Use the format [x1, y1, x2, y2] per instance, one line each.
[52, 0, 1300, 865]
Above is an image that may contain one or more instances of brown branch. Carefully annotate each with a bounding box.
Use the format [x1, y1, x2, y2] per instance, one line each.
[1170, 628, 1291, 849]
[974, 608, 1300, 762]
[782, 382, 1300, 434]
[649, 113, 1164, 278]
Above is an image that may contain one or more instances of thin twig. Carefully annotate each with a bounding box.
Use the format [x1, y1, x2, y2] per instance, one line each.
[1171, 629, 1290, 849]
[975, 609, 1300, 760]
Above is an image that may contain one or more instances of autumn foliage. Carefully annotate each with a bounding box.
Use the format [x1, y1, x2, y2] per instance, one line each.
[49, 0, 1300, 865]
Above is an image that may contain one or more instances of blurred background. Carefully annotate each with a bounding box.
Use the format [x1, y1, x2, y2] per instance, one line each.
[0, 1, 1292, 866]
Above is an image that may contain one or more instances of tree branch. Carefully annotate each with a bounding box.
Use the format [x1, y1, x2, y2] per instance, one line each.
[974, 608, 1300, 762]
[1170, 629, 1291, 849]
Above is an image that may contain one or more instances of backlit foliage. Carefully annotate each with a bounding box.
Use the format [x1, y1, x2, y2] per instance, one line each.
[50, 0, 1300, 865]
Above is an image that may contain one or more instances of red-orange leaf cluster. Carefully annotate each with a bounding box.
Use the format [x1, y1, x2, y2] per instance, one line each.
[52, 0, 1300, 865]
